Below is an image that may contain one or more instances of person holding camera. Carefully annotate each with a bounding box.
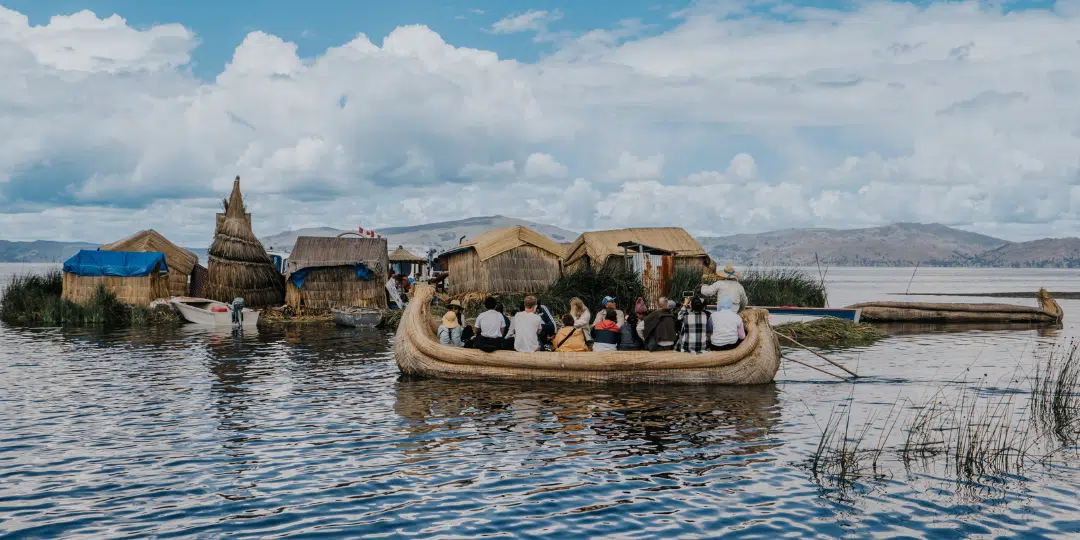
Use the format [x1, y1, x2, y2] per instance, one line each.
[676, 295, 711, 353]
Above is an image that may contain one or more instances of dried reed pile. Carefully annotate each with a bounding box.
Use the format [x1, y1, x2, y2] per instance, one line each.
[205, 176, 284, 308]
[773, 317, 888, 348]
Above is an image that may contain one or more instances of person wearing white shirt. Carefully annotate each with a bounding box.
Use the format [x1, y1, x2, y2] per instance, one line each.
[505, 296, 543, 352]
[385, 275, 406, 308]
[701, 264, 748, 312]
[472, 297, 506, 352]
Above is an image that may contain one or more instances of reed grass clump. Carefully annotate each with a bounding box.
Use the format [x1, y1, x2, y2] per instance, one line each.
[741, 267, 827, 307]
[546, 265, 645, 317]
[774, 318, 888, 348]
[2, 270, 178, 327]
[1031, 341, 1080, 445]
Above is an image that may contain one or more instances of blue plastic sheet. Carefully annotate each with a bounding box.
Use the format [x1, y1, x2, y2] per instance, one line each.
[289, 264, 373, 289]
[62, 250, 168, 277]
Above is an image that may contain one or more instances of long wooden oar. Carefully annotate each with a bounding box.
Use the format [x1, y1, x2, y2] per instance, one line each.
[782, 354, 850, 381]
[777, 333, 859, 378]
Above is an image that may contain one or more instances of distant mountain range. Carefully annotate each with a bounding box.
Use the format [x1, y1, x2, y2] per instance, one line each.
[4, 218, 1080, 268]
[259, 215, 580, 257]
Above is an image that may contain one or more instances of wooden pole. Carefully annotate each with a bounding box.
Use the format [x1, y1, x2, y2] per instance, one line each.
[783, 354, 850, 381]
[777, 333, 859, 378]
[905, 262, 920, 295]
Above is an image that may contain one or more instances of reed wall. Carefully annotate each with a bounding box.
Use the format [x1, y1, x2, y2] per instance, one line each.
[285, 266, 388, 311]
[445, 245, 560, 296]
[61, 271, 170, 306]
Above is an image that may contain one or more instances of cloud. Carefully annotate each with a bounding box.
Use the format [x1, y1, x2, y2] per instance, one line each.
[607, 151, 665, 183]
[491, 9, 562, 35]
[3, 2, 1080, 244]
[523, 153, 568, 179]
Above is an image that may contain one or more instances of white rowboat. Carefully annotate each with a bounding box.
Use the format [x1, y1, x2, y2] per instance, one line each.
[170, 297, 260, 327]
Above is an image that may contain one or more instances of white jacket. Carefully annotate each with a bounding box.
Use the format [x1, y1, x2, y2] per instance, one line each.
[701, 280, 748, 312]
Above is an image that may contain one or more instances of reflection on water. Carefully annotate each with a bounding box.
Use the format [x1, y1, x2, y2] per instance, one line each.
[5, 266, 1080, 536]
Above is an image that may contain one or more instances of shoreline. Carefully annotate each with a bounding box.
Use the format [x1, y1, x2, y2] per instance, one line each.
[892, 291, 1080, 299]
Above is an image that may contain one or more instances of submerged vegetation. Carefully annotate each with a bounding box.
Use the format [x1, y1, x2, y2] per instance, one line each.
[809, 341, 1080, 495]
[775, 317, 888, 349]
[1, 270, 178, 327]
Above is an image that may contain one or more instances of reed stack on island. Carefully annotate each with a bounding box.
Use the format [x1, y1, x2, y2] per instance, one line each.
[205, 176, 285, 308]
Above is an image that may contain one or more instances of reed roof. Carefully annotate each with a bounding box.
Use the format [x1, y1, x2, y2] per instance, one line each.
[99, 229, 199, 275]
[564, 228, 708, 267]
[286, 236, 389, 277]
[444, 225, 565, 262]
[389, 245, 426, 263]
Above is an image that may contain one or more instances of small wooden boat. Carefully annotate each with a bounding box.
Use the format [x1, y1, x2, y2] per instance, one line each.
[332, 306, 383, 328]
[395, 284, 781, 385]
[847, 288, 1063, 324]
[170, 297, 260, 327]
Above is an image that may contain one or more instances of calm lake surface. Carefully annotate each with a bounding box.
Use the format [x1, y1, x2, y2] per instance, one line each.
[4, 264, 1080, 538]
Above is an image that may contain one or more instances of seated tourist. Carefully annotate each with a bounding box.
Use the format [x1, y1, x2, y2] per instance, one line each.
[506, 296, 544, 352]
[437, 311, 463, 347]
[553, 314, 589, 352]
[592, 309, 622, 352]
[618, 310, 644, 351]
[472, 297, 506, 352]
[593, 296, 626, 327]
[676, 296, 710, 354]
[642, 297, 678, 351]
[709, 297, 746, 351]
[569, 297, 592, 342]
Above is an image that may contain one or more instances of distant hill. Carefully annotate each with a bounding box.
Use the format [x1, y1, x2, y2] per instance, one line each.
[700, 223, 1008, 266]
[259, 216, 580, 255]
[6, 219, 1080, 267]
[966, 237, 1080, 268]
[0, 240, 99, 263]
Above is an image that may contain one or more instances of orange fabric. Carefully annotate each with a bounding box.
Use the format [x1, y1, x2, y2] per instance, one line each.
[552, 327, 589, 352]
[593, 320, 620, 332]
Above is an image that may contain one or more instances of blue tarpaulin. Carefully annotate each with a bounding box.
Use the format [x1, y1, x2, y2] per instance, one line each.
[289, 264, 373, 289]
[62, 250, 168, 277]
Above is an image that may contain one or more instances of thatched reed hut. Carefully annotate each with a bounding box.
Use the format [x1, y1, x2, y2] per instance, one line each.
[205, 176, 285, 308]
[438, 225, 565, 296]
[284, 236, 389, 311]
[389, 245, 426, 277]
[564, 228, 713, 273]
[61, 249, 170, 305]
[99, 229, 206, 297]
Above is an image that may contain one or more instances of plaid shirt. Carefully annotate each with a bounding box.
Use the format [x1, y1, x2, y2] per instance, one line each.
[676, 307, 710, 353]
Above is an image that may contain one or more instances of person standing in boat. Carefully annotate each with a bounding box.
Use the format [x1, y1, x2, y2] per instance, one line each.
[593, 296, 626, 327]
[472, 297, 506, 352]
[552, 314, 589, 352]
[438, 311, 464, 347]
[506, 296, 544, 352]
[386, 274, 406, 309]
[701, 264, 749, 312]
[709, 297, 746, 350]
[591, 309, 622, 352]
[676, 296, 711, 353]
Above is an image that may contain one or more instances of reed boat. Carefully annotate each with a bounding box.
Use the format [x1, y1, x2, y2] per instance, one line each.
[394, 284, 781, 385]
[170, 297, 260, 327]
[847, 288, 1063, 324]
[332, 306, 383, 328]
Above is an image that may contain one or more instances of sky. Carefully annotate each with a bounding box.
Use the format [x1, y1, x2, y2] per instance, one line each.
[2, 0, 1080, 246]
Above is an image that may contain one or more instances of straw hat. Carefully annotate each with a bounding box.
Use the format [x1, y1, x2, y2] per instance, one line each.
[448, 299, 463, 309]
[722, 264, 741, 280]
[441, 311, 459, 328]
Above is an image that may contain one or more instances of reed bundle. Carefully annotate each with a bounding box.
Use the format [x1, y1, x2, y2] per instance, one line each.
[205, 177, 285, 308]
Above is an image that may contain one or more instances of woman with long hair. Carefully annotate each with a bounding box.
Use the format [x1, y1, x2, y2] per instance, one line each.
[569, 297, 592, 342]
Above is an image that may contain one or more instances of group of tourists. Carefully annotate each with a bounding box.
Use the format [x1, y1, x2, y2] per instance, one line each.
[436, 265, 750, 354]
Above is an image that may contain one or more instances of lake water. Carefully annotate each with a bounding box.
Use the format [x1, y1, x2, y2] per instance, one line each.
[3, 264, 1080, 538]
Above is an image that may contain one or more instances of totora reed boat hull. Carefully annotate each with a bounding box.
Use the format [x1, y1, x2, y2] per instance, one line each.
[847, 288, 1063, 324]
[394, 284, 781, 385]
